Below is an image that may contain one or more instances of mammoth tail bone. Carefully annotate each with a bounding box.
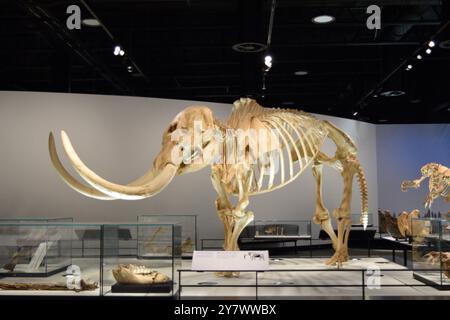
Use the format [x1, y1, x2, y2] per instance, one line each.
[354, 157, 369, 229]
[322, 120, 369, 229]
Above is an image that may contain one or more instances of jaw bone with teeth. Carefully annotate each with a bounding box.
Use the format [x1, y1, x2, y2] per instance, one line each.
[112, 264, 170, 285]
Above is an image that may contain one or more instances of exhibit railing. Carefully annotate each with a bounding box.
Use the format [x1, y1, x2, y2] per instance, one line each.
[177, 268, 450, 300]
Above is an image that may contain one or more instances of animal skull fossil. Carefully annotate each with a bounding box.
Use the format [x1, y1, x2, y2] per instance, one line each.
[112, 264, 170, 285]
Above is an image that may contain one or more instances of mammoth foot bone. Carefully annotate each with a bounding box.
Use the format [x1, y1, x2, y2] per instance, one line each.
[325, 247, 349, 267]
[112, 264, 170, 285]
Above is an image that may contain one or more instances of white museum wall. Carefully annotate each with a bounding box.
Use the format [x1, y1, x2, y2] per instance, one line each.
[376, 124, 450, 215]
[0, 91, 378, 241]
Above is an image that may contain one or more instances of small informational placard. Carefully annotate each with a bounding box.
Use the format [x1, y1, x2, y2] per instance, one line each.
[191, 250, 269, 271]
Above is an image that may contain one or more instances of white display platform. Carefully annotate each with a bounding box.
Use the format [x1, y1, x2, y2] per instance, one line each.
[179, 257, 450, 300]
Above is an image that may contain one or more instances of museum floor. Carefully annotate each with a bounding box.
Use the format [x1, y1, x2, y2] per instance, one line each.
[1, 249, 449, 300]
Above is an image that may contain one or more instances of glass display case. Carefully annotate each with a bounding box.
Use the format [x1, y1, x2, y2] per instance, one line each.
[101, 223, 181, 297]
[412, 218, 450, 289]
[250, 220, 312, 239]
[0, 223, 101, 296]
[138, 215, 197, 257]
[0, 218, 73, 277]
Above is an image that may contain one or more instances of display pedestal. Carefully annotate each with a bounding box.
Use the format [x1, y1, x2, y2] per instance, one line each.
[111, 281, 173, 293]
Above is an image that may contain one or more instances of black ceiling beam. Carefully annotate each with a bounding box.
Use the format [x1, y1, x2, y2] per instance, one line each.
[16, 0, 133, 95]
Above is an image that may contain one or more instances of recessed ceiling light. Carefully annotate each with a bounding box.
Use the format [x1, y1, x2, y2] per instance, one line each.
[232, 42, 267, 53]
[380, 90, 405, 97]
[439, 40, 450, 49]
[426, 48, 432, 54]
[416, 54, 422, 60]
[294, 70, 308, 76]
[312, 15, 335, 24]
[428, 40, 436, 48]
[353, 111, 358, 116]
[82, 18, 101, 27]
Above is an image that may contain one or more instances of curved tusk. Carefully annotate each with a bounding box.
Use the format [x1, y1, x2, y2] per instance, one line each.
[48, 133, 114, 200]
[60, 131, 177, 200]
[50, 131, 160, 199]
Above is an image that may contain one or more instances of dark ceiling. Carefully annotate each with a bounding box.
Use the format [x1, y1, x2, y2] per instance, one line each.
[1, 0, 450, 123]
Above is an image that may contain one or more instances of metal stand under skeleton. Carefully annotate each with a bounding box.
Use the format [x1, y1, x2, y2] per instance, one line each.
[48, 98, 369, 269]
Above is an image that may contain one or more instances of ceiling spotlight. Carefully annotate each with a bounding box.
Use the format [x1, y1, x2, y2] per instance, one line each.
[426, 48, 432, 54]
[438, 40, 450, 49]
[416, 54, 422, 60]
[264, 55, 273, 70]
[312, 15, 335, 24]
[113, 46, 121, 56]
[406, 64, 413, 70]
[119, 50, 125, 56]
[428, 40, 436, 48]
[127, 66, 133, 73]
[81, 18, 101, 27]
[294, 70, 308, 76]
[353, 111, 358, 116]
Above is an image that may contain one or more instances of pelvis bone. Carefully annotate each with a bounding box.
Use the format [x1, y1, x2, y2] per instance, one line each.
[112, 264, 170, 285]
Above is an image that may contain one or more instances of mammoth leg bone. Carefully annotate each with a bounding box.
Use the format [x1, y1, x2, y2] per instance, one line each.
[326, 160, 354, 267]
[211, 171, 234, 250]
[312, 162, 338, 251]
[212, 171, 254, 277]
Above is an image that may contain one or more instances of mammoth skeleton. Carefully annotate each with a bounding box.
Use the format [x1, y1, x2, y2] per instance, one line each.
[49, 98, 368, 266]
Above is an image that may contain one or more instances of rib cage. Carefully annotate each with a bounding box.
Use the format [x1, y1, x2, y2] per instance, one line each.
[225, 98, 328, 196]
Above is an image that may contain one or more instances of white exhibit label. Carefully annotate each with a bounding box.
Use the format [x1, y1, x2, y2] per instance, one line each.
[191, 250, 269, 271]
